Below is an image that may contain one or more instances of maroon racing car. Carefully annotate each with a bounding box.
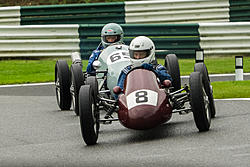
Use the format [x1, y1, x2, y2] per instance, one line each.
[118, 68, 172, 130]
[78, 54, 215, 145]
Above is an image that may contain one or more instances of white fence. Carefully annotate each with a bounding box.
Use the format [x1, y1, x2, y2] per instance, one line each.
[0, 6, 20, 25]
[0, 0, 250, 58]
[199, 22, 250, 55]
[1, 23, 250, 58]
[0, 25, 80, 57]
[125, 0, 230, 23]
[0, 0, 232, 26]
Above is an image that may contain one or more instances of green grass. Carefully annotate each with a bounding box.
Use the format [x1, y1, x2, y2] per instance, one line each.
[0, 57, 250, 99]
[158, 56, 250, 76]
[0, 59, 83, 85]
[212, 80, 250, 99]
[0, 59, 56, 84]
[1, 56, 250, 85]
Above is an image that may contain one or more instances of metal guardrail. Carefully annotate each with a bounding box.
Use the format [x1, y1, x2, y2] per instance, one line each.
[78, 24, 200, 59]
[1, 23, 250, 58]
[229, 0, 250, 21]
[0, 24, 200, 58]
[1, 0, 250, 25]
[199, 22, 250, 55]
[125, 0, 230, 23]
[0, 1, 250, 58]
[0, 6, 20, 25]
[0, 25, 80, 57]
[20, 2, 125, 25]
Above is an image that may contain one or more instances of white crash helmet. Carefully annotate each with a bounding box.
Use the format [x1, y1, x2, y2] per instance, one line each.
[129, 36, 155, 68]
[101, 23, 124, 48]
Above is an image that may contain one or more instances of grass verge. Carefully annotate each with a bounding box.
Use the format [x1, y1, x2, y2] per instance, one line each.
[212, 80, 250, 99]
[1, 56, 250, 85]
[0, 59, 84, 85]
[158, 56, 250, 76]
[0, 57, 249, 99]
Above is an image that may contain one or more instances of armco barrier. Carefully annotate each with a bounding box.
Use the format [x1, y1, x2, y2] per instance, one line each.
[1, 23, 250, 59]
[199, 22, 250, 55]
[125, 0, 230, 23]
[0, 25, 80, 57]
[78, 23, 200, 59]
[0, 6, 20, 25]
[229, 0, 250, 21]
[0, 24, 200, 58]
[1, 0, 250, 25]
[20, 2, 125, 25]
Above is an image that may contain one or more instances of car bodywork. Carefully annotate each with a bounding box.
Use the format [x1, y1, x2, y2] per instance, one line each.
[118, 69, 172, 130]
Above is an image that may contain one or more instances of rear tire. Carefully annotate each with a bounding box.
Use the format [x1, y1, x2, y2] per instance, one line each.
[194, 63, 216, 118]
[164, 54, 181, 91]
[55, 60, 71, 110]
[190, 72, 211, 132]
[70, 64, 85, 116]
[79, 85, 99, 145]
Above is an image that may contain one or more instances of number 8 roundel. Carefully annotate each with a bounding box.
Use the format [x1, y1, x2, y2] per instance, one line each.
[126, 89, 158, 110]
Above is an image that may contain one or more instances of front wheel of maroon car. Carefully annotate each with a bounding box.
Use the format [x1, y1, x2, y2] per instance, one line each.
[55, 60, 71, 110]
[190, 72, 211, 132]
[79, 85, 99, 145]
[194, 63, 216, 118]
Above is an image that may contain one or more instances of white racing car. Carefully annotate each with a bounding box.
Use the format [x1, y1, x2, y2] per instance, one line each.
[55, 44, 131, 115]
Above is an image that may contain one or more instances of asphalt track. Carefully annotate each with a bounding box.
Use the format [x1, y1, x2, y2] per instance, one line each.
[0, 75, 250, 167]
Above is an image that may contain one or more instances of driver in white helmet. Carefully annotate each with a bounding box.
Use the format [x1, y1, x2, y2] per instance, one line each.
[115, 36, 172, 94]
[86, 23, 124, 74]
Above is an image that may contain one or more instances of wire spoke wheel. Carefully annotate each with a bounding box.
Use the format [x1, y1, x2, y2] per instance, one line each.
[190, 72, 211, 132]
[194, 63, 216, 118]
[79, 85, 100, 145]
[55, 60, 71, 110]
[70, 64, 85, 116]
[202, 86, 211, 125]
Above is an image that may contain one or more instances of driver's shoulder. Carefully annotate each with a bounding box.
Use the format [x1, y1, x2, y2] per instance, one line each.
[122, 65, 132, 74]
[93, 44, 104, 54]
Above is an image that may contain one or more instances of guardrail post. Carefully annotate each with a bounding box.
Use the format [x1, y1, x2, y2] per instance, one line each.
[195, 50, 204, 63]
[235, 56, 243, 81]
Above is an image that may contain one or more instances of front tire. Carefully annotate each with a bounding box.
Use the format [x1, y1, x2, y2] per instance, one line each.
[190, 72, 211, 132]
[70, 64, 85, 116]
[164, 54, 181, 91]
[55, 60, 71, 110]
[79, 85, 99, 145]
[194, 63, 216, 118]
[85, 76, 99, 100]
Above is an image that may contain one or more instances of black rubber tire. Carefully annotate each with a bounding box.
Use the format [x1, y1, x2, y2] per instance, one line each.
[79, 85, 99, 145]
[164, 54, 181, 91]
[70, 64, 85, 116]
[85, 76, 99, 100]
[55, 60, 71, 110]
[194, 63, 216, 118]
[189, 72, 211, 132]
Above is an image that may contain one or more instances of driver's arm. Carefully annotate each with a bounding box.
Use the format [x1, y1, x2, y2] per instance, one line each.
[114, 71, 127, 100]
[155, 65, 172, 82]
[86, 50, 101, 73]
[117, 66, 131, 91]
